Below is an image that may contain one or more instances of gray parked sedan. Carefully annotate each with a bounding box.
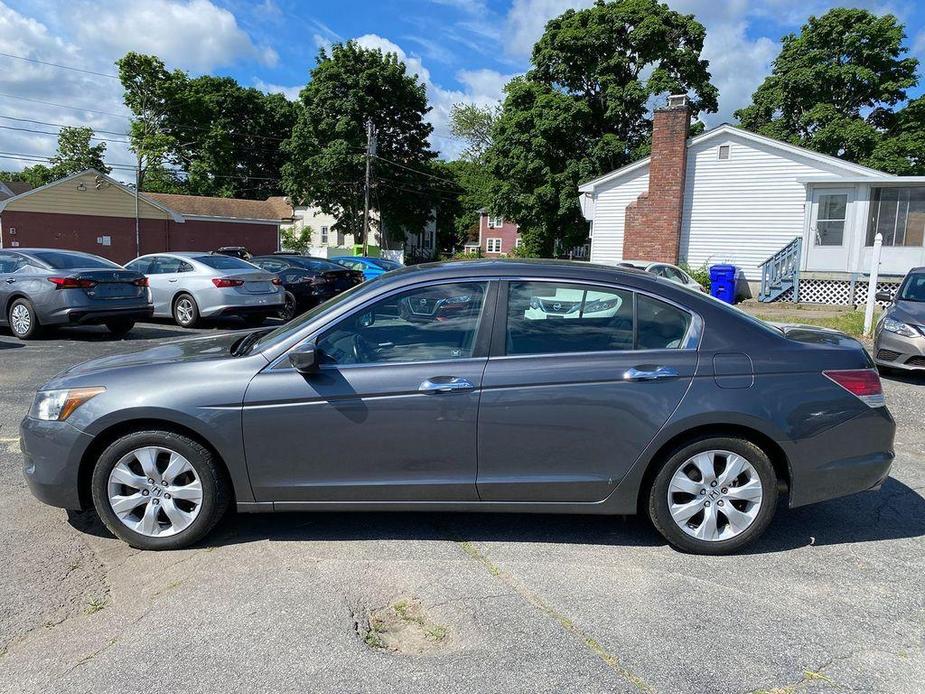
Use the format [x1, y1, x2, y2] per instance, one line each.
[125, 252, 285, 327]
[0, 248, 152, 339]
[21, 260, 895, 555]
[874, 267, 925, 371]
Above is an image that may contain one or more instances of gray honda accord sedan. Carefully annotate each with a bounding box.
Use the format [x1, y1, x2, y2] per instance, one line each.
[20, 260, 895, 555]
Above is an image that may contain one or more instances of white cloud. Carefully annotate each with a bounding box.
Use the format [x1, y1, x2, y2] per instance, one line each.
[253, 79, 303, 101]
[64, 0, 278, 72]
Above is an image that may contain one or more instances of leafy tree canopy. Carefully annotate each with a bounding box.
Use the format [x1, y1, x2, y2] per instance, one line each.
[487, 0, 717, 254]
[282, 41, 436, 247]
[735, 9, 920, 170]
[49, 126, 111, 176]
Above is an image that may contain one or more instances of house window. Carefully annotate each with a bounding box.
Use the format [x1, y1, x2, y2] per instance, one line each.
[814, 193, 848, 246]
[867, 187, 925, 247]
[337, 230, 345, 246]
[320, 225, 329, 245]
[718, 145, 730, 160]
[515, 237, 523, 248]
[488, 215, 503, 229]
[487, 238, 502, 253]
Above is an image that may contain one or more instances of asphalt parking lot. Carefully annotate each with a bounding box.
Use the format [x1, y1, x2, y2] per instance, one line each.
[1, 322, 924, 694]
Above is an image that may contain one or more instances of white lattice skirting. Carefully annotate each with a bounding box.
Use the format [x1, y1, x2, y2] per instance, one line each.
[778, 279, 902, 307]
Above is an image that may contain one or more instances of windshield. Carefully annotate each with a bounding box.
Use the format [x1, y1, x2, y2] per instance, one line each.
[194, 255, 257, 270]
[31, 251, 120, 269]
[249, 280, 379, 353]
[370, 258, 401, 270]
[898, 272, 925, 302]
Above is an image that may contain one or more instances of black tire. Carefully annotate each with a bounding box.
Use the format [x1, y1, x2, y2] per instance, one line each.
[173, 293, 200, 328]
[90, 430, 230, 550]
[279, 291, 297, 321]
[105, 318, 135, 338]
[8, 297, 41, 339]
[648, 436, 778, 555]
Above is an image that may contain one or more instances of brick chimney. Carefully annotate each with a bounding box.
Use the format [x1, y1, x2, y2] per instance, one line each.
[622, 94, 691, 263]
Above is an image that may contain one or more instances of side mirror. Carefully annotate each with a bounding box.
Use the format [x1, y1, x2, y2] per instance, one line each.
[875, 291, 893, 302]
[288, 344, 318, 374]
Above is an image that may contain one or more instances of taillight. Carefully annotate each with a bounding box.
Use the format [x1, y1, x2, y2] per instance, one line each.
[823, 369, 885, 407]
[48, 276, 96, 289]
[212, 278, 245, 288]
[271, 277, 282, 286]
[133, 277, 149, 287]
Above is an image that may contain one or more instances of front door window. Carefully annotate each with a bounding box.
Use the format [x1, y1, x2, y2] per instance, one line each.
[814, 193, 848, 246]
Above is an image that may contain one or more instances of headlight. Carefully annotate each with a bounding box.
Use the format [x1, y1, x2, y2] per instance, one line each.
[30, 387, 105, 421]
[882, 318, 918, 338]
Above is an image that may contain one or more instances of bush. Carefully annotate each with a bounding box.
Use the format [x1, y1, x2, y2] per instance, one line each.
[679, 261, 711, 291]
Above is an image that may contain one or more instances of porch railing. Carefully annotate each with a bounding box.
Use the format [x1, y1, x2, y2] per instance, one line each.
[758, 237, 802, 303]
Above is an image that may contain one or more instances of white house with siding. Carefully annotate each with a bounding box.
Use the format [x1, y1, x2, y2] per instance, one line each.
[579, 100, 925, 304]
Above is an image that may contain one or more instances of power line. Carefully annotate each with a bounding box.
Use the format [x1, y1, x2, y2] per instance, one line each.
[0, 92, 132, 120]
[0, 150, 137, 170]
[0, 51, 120, 79]
[0, 124, 131, 145]
[0, 114, 129, 137]
[373, 154, 463, 190]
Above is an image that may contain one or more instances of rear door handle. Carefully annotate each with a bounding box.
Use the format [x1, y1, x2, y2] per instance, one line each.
[168, 278, 178, 283]
[624, 366, 679, 382]
[419, 377, 475, 393]
[4, 278, 14, 284]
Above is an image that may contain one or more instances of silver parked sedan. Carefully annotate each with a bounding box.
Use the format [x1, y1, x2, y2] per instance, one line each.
[0, 248, 153, 339]
[125, 252, 284, 328]
[874, 267, 925, 371]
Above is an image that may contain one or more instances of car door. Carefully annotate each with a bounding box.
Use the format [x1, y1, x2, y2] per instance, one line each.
[0, 252, 25, 321]
[477, 279, 700, 503]
[242, 279, 497, 503]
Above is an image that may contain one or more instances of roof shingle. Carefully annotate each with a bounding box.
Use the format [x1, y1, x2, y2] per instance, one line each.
[145, 192, 293, 221]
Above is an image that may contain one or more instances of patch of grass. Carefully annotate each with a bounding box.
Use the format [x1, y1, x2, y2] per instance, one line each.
[743, 306, 877, 337]
[802, 670, 833, 683]
[84, 596, 107, 615]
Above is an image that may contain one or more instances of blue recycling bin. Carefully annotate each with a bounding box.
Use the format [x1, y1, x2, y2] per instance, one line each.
[709, 264, 738, 304]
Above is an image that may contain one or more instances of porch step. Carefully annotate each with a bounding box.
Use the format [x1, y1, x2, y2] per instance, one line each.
[759, 278, 793, 303]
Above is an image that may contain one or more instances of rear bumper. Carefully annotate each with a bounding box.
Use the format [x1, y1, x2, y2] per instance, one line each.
[66, 306, 154, 325]
[214, 303, 285, 318]
[198, 289, 286, 318]
[787, 406, 895, 508]
[20, 416, 93, 510]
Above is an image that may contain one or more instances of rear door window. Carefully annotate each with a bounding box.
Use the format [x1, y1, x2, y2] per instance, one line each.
[0, 253, 24, 273]
[636, 294, 692, 350]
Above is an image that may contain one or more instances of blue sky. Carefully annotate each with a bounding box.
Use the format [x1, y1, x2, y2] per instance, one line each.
[1, 0, 924, 176]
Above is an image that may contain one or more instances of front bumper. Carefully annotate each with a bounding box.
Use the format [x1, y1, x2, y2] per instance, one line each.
[874, 328, 925, 370]
[20, 416, 94, 510]
[787, 406, 895, 508]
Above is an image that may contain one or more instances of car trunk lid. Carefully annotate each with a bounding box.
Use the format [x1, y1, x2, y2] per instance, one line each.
[51, 269, 147, 300]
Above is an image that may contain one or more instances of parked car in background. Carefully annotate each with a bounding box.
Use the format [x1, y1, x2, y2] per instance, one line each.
[21, 260, 894, 555]
[874, 266, 925, 371]
[615, 260, 705, 292]
[331, 256, 402, 281]
[0, 248, 152, 339]
[214, 246, 251, 260]
[250, 254, 364, 321]
[125, 252, 283, 328]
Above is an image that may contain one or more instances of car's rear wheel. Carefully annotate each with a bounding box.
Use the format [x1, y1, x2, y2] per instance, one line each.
[105, 318, 135, 338]
[279, 291, 297, 321]
[9, 298, 41, 339]
[173, 293, 199, 328]
[648, 437, 778, 555]
[91, 430, 230, 550]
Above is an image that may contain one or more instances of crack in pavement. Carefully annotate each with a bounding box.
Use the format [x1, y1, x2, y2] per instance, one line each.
[452, 538, 655, 693]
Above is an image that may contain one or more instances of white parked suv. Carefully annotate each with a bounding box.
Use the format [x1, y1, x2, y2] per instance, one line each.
[125, 252, 285, 327]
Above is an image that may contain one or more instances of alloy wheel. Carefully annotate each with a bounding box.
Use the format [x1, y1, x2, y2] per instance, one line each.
[107, 446, 203, 538]
[667, 450, 763, 542]
[175, 298, 194, 325]
[10, 303, 31, 336]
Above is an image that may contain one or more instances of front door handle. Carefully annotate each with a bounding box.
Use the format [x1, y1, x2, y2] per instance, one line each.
[168, 278, 178, 283]
[4, 278, 14, 284]
[624, 366, 679, 382]
[419, 377, 475, 393]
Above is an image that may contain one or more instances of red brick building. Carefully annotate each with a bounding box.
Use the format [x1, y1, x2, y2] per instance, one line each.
[469, 208, 521, 257]
[0, 170, 291, 263]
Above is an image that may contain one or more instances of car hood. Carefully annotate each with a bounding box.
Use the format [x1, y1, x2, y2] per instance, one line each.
[889, 300, 925, 327]
[59, 331, 257, 379]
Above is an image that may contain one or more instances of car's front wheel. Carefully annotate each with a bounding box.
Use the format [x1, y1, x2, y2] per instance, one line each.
[105, 318, 135, 338]
[648, 437, 778, 555]
[91, 430, 230, 550]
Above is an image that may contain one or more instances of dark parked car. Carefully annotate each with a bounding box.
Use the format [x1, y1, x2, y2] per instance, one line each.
[0, 248, 152, 339]
[214, 247, 251, 260]
[250, 254, 364, 321]
[21, 260, 894, 554]
[873, 267, 925, 371]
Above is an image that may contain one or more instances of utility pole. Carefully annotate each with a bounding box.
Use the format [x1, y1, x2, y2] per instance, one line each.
[362, 119, 376, 257]
[134, 157, 141, 258]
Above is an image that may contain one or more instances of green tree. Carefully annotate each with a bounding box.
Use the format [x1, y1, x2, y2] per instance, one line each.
[1, 165, 54, 188]
[735, 9, 919, 167]
[282, 41, 436, 248]
[486, 0, 718, 254]
[865, 95, 925, 175]
[117, 52, 298, 198]
[280, 225, 313, 254]
[49, 127, 111, 177]
[450, 102, 500, 162]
